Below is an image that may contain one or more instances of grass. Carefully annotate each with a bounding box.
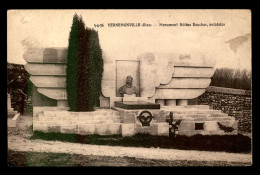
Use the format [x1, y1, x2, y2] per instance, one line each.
[30, 131, 251, 153]
[8, 149, 251, 167]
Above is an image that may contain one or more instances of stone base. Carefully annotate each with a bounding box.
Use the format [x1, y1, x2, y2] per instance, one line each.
[112, 107, 169, 137]
[162, 105, 238, 136]
[122, 122, 169, 137]
[8, 113, 21, 128]
[32, 106, 238, 137]
[33, 109, 123, 135]
[8, 110, 18, 118]
[114, 101, 160, 109]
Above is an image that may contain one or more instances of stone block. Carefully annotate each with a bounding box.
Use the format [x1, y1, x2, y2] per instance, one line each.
[107, 123, 122, 135]
[165, 99, 176, 106]
[37, 88, 67, 100]
[60, 125, 78, 134]
[23, 48, 67, 63]
[122, 113, 136, 123]
[47, 125, 61, 133]
[114, 101, 160, 109]
[57, 100, 68, 107]
[158, 78, 211, 89]
[33, 106, 69, 117]
[8, 111, 17, 118]
[135, 123, 158, 135]
[178, 121, 193, 131]
[8, 113, 21, 128]
[157, 122, 169, 136]
[177, 99, 188, 106]
[93, 124, 105, 135]
[78, 124, 96, 135]
[100, 96, 110, 108]
[30, 76, 65, 88]
[204, 122, 218, 131]
[153, 111, 167, 122]
[25, 63, 66, 76]
[33, 124, 48, 132]
[122, 123, 135, 137]
[153, 89, 205, 99]
[173, 67, 215, 78]
[155, 99, 165, 106]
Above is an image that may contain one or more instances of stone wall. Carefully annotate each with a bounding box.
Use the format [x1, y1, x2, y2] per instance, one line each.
[198, 86, 252, 133]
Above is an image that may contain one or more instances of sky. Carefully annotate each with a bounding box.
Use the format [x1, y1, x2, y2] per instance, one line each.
[7, 9, 251, 71]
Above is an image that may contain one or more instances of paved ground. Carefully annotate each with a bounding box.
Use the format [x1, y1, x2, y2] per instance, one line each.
[8, 116, 252, 164]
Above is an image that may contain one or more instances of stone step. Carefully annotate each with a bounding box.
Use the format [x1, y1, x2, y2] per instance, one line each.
[171, 115, 235, 121]
[43, 110, 120, 118]
[169, 109, 222, 114]
[35, 118, 123, 125]
[78, 123, 122, 135]
[39, 114, 121, 121]
[172, 113, 228, 118]
[33, 106, 70, 117]
[33, 123, 122, 135]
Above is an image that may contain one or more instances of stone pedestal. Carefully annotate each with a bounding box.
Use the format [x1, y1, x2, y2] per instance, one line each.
[155, 99, 165, 106]
[112, 107, 169, 137]
[177, 99, 188, 106]
[165, 99, 176, 106]
[114, 101, 160, 109]
[57, 100, 68, 107]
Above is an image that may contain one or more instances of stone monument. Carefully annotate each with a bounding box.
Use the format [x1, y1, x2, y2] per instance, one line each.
[24, 47, 238, 136]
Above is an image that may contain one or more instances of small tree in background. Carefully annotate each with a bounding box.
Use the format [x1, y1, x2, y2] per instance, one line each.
[66, 14, 79, 111]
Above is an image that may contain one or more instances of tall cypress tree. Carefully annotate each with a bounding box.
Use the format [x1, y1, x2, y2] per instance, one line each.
[87, 29, 104, 111]
[77, 28, 103, 111]
[66, 14, 104, 112]
[77, 17, 89, 111]
[66, 14, 79, 111]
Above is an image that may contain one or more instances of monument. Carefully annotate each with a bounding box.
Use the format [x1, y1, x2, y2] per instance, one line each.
[24, 48, 238, 136]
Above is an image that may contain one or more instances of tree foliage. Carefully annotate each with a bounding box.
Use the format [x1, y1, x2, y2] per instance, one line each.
[66, 14, 79, 111]
[210, 68, 251, 90]
[66, 14, 104, 111]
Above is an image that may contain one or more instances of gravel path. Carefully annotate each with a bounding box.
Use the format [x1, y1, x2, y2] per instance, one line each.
[8, 116, 252, 164]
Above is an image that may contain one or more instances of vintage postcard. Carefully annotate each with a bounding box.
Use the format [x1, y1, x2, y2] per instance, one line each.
[7, 9, 252, 167]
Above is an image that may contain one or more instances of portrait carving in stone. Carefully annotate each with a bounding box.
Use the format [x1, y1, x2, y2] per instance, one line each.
[119, 75, 139, 97]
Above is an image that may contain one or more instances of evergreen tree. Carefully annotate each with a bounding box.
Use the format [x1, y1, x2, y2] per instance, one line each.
[66, 14, 104, 111]
[77, 17, 89, 111]
[86, 29, 104, 111]
[66, 14, 79, 111]
[77, 28, 103, 111]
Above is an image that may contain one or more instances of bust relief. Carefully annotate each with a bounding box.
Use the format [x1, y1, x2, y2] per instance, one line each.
[119, 75, 139, 97]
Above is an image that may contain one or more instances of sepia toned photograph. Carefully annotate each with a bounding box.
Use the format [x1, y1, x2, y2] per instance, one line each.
[7, 9, 252, 167]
